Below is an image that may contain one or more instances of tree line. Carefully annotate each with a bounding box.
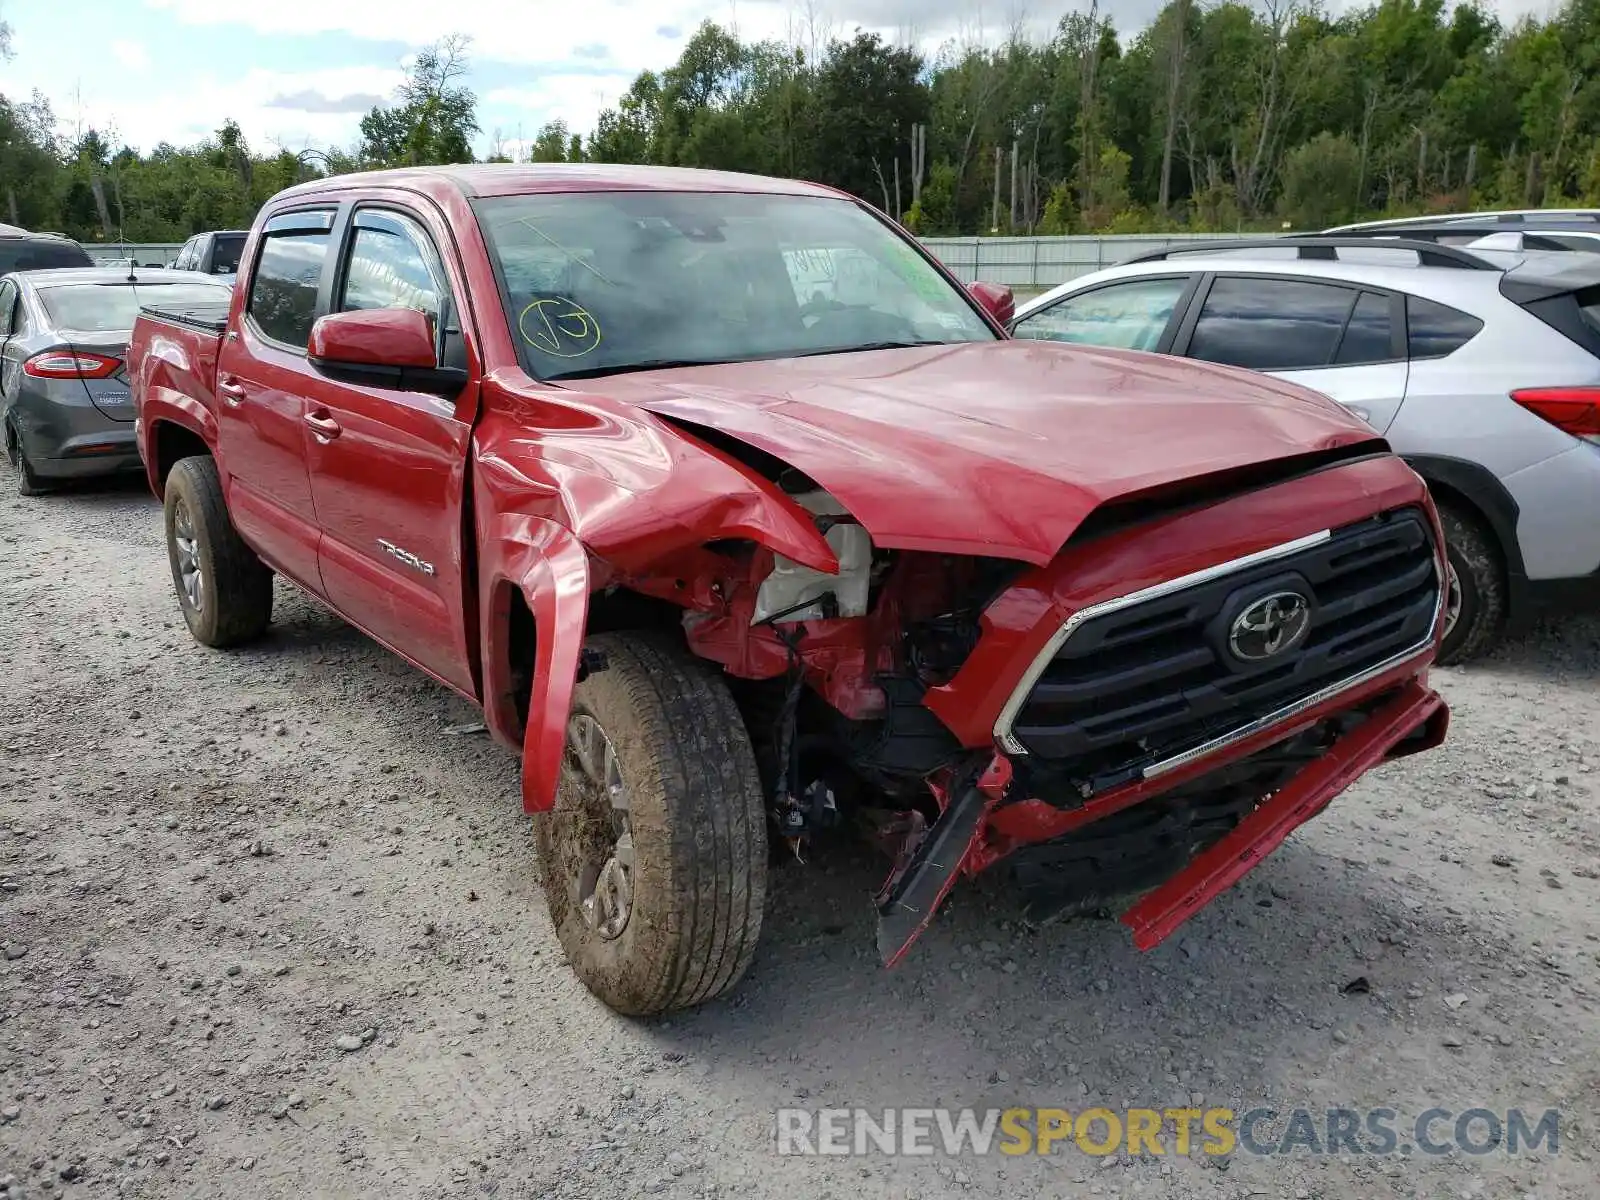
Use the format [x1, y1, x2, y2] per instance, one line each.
[2, 0, 1596, 245]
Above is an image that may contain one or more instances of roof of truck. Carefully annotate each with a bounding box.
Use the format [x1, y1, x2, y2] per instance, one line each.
[276, 163, 844, 203]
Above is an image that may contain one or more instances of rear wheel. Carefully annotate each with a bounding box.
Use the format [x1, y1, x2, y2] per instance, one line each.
[533, 633, 767, 1015]
[1436, 504, 1506, 665]
[163, 455, 274, 647]
[6, 424, 44, 497]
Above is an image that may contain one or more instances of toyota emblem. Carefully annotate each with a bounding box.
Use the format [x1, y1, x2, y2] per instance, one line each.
[1228, 591, 1312, 662]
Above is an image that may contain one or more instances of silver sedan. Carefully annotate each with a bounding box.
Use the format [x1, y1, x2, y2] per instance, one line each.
[2, 267, 233, 495]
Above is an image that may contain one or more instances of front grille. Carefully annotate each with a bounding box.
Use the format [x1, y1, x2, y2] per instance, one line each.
[1010, 508, 1439, 794]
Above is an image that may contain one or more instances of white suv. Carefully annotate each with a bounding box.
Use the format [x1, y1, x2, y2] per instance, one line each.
[1010, 236, 1600, 663]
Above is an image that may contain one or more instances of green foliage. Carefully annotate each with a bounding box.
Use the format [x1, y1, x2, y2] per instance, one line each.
[359, 36, 479, 167]
[2, 4, 1599, 243]
[1280, 132, 1363, 228]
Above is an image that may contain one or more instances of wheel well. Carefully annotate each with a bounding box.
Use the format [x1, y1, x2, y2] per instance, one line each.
[1424, 480, 1503, 564]
[153, 422, 211, 489]
[502, 583, 683, 739]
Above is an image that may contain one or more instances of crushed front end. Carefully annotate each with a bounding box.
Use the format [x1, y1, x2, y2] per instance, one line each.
[881, 453, 1450, 963]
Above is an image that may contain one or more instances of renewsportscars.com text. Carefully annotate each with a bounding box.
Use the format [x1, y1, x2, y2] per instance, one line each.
[774, 1106, 1560, 1159]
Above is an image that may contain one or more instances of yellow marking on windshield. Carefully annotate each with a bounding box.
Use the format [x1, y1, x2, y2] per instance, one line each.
[518, 297, 602, 358]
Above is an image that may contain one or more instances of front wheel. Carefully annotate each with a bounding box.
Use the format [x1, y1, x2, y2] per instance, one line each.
[163, 455, 274, 647]
[533, 633, 768, 1015]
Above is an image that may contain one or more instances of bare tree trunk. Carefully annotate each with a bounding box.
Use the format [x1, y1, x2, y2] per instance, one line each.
[913, 124, 925, 207]
[1356, 83, 1378, 211]
[872, 161, 892, 215]
[1078, 0, 1102, 214]
[1464, 143, 1477, 199]
[893, 155, 901, 221]
[992, 144, 1002, 231]
[1027, 120, 1043, 231]
[1525, 151, 1543, 206]
[1158, 0, 1187, 214]
[89, 174, 114, 240]
[1009, 138, 1019, 229]
[6, 189, 17, 227]
[1551, 73, 1580, 186]
[1416, 129, 1427, 199]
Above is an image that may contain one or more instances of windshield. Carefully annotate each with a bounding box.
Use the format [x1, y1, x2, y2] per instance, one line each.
[39, 281, 232, 331]
[473, 191, 995, 380]
[211, 234, 246, 275]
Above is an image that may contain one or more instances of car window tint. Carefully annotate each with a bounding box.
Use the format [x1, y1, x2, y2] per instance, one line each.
[1579, 287, 1600, 338]
[1189, 277, 1356, 370]
[247, 230, 332, 348]
[1011, 277, 1188, 351]
[1406, 295, 1484, 359]
[339, 212, 444, 329]
[0, 240, 93, 273]
[0, 281, 15, 336]
[1333, 292, 1393, 365]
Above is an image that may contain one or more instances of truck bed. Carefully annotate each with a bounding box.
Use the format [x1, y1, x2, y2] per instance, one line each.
[139, 298, 232, 335]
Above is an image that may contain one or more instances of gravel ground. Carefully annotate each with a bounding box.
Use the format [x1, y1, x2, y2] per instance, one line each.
[1, 479, 1597, 1200]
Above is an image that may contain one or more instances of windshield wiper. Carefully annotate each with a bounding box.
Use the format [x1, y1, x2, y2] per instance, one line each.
[544, 358, 729, 382]
[791, 339, 956, 358]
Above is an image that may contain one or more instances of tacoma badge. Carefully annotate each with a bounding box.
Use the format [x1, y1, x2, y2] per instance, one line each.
[378, 539, 436, 577]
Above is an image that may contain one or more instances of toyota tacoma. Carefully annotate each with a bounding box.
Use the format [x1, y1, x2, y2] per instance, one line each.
[128, 165, 1449, 1015]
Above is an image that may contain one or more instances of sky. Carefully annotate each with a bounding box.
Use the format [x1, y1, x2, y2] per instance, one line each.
[0, 0, 1570, 161]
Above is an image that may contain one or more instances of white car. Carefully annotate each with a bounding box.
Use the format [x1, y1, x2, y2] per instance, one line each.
[1009, 235, 1600, 663]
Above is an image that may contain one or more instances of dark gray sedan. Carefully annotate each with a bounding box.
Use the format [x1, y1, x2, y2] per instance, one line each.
[2, 268, 233, 494]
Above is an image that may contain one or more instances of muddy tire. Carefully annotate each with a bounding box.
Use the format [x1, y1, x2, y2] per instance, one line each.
[1437, 503, 1506, 665]
[7, 424, 44, 497]
[163, 455, 273, 648]
[534, 633, 767, 1016]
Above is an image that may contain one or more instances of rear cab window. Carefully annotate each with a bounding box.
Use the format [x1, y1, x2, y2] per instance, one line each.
[246, 210, 337, 349]
[211, 234, 247, 275]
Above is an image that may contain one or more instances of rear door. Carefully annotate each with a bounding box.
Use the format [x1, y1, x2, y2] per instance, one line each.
[215, 206, 340, 589]
[1176, 275, 1410, 431]
[303, 201, 479, 695]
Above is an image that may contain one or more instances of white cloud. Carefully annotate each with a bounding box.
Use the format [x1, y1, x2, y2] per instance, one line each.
[144, 0, 806, 75]
[54, 65, 404, 154]
[484, 73, 638, 143]
[110, 41, 152, 72]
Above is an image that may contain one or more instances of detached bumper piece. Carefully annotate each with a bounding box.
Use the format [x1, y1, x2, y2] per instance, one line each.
[1120, 678, 1446, 949]
[875, 679, 1445, 965]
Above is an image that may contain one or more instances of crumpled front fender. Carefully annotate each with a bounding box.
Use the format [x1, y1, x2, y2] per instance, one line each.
[478, 513, 590, 813]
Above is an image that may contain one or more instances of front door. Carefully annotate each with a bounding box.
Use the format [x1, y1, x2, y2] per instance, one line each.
[304, 204, 478, 696]
[215, 207, 338, 588]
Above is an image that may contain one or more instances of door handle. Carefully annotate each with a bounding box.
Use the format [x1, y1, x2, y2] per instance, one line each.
[218, 377, 246, 406]
[303, 411, 342, 442]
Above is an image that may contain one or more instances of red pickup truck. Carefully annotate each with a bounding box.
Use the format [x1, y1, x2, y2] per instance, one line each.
[129, 165, 1449, 1015]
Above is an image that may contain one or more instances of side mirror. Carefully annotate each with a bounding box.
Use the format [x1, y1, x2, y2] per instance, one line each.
[308, 307, 466, 396]
[968, 280, 1015, 326]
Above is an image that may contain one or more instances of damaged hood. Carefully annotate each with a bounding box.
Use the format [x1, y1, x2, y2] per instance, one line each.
[560, 340, 1383, 565]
